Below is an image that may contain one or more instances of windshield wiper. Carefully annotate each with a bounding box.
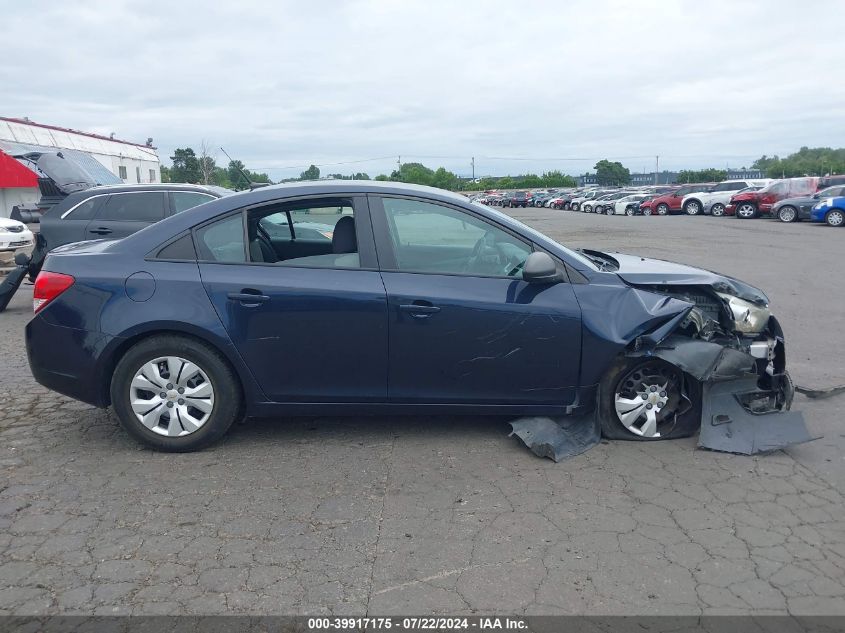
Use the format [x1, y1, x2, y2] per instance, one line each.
[577, 249, 619, 272]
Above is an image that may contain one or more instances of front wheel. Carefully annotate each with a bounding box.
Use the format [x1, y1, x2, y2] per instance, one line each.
[599, 358, 701, 440]
[826, 209, 845, 227]
[111, 335, 242, 452]
[625, 207, 635, 216]
[736, 202, 758, 219]
[777, 206, 798, 223]
[656, 203, 669, 215]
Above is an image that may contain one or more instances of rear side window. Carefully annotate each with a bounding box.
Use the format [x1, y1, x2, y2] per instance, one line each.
[98, 192, 166, 222]
[156, 234, 196, 260]
[170, 191, 216, 214]
[195, 214, 246, 263]
[63, 197, 101, 220]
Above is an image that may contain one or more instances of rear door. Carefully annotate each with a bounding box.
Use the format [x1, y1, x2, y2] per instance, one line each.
[84, 191, 166, 240]
[196, 195, 388, 403]
[41, 195, 105, 249]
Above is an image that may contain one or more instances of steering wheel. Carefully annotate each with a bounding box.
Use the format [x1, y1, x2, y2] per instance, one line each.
[462, 232, 515, 276]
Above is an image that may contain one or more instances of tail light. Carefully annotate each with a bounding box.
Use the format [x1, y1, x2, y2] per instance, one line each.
[33, 271, 75, 314]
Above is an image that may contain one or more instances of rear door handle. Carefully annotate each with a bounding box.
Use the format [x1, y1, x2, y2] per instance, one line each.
[227, 291, 270, 305]
[399, 303, 440, 317]
[89, 227, 113, 235]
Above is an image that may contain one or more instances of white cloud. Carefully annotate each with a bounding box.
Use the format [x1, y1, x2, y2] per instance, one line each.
[2, 0, 843, 178]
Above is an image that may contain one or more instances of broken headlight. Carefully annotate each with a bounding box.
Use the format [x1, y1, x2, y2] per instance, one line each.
[716, 293, 771, 334]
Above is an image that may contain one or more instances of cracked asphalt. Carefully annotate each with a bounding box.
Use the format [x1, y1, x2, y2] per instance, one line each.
[1, 210, 844, 616]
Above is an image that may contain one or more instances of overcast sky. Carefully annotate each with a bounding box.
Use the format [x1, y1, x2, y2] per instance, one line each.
[3, 0, 844, 179]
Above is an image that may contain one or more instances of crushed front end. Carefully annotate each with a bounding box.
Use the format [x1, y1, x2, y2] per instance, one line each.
[628, 283, 816, 454]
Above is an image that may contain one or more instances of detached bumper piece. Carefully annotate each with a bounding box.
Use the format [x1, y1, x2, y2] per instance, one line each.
[509, 413, 601, 462]
[698, 376, 819, 455]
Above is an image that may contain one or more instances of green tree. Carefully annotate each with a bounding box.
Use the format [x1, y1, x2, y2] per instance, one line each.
[593, 160, 630, 186]
[675, 168, 727, 183]
[227, 160, 250, 190]
[753, 147, 845, 178]
[169, 148, 200, 183]
[160, 165, 172, 183]
[300, 164, 321, 180]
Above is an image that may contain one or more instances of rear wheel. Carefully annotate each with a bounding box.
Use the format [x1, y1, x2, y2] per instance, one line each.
[599, 358, 701, 440]
[736, 202, 758, 219]
[111, 335, 242, 452]
[826, 209, 845, 227]
[625, 207, 635, 216]
[711, 203, 726, 217]
[777, 205, 798, 223]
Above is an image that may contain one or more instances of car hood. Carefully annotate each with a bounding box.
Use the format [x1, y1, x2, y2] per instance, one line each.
[0, 218, 27, 230]
[608, 252, 769, 306]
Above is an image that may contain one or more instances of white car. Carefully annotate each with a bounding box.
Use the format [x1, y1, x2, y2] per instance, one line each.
[681, 180, 771, 216]
[0, 218, 34, 252]
[611, 194, 652, 215]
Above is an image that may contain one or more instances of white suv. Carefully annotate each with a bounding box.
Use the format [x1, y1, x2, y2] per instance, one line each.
[681, 180, 771, 216]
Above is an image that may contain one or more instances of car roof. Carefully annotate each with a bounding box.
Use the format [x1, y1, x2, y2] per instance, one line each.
[83, 183, 228, 194]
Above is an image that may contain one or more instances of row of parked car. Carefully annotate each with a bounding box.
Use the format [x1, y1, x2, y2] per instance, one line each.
[470, 175, 845, 226]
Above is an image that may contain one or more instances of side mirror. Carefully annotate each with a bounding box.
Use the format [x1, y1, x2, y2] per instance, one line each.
[523, 252, 561, 284]
[812, 193, 820, 199]
[14, 252, 30, 267]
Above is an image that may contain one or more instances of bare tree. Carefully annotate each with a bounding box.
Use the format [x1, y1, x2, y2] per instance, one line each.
[198, 139, 216, 185]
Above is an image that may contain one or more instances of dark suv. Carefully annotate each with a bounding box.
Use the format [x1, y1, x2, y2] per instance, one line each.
[503, 191, 528, 208]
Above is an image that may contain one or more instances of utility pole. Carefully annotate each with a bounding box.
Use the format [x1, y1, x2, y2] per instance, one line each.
[654, 155, 659, 185]
[397, 156, 401, 171]
[471, 156, 475, 181]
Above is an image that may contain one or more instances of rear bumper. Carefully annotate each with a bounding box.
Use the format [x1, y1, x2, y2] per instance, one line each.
[26, 315, 116, 407]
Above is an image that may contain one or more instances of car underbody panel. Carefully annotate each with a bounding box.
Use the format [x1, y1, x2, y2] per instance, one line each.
[698, 377, 818, 454]
[509, 413, 601, 462]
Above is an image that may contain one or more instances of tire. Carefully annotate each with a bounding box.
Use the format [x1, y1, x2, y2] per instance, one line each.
[605, 206, 614, 215]
[598, 358, 701, 441]
[684, 199, 702, 216]
[711, 203, 726, 217]
[656, 203, 670, 215]
[563, 203, 570, 210]
[736, 202, 757, 219]
[642, 207, 652, 216]
[777, 205, 798, 223]
[110, 335, 242, 452]
[625, 207, 635, 216]
[826, 209, 845, 227]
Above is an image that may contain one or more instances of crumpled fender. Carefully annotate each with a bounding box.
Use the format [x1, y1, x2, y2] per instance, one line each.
[572, 284, 693, 386]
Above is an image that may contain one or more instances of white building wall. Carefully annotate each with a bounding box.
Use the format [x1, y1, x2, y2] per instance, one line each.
[0, 188, 39, 219]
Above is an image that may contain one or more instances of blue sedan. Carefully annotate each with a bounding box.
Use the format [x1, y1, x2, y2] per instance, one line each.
[810, 196, 845, 226]
[26, 181, 799, 453]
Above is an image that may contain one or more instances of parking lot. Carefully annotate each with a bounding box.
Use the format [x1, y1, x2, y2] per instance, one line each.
[1, 210, 844, 616]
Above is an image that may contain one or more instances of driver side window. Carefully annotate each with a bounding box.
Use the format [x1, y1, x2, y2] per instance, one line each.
[380, 197, 532, 277]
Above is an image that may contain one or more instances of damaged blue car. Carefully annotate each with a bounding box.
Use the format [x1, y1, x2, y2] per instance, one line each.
[25, 181, 811, 456]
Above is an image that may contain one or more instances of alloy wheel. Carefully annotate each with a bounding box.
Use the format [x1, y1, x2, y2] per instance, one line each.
[737, 203, 757, 218]
[129, 356, 215, 437]
[657, 204, 669, 215]
[685, 201, 701, 215]
[778, 206, 797, 223]
[711, 204, 725, 216]
[827, 210, 844, 227]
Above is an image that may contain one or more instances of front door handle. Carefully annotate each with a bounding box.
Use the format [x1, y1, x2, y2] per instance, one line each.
[399, 302, 440, 317]
[89, 227, 113, 235]
[227, 291, 270, 306]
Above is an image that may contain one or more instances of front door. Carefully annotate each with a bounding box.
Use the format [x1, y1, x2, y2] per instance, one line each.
[370, 195, 582, 406]
[196, 196, 388, 403]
